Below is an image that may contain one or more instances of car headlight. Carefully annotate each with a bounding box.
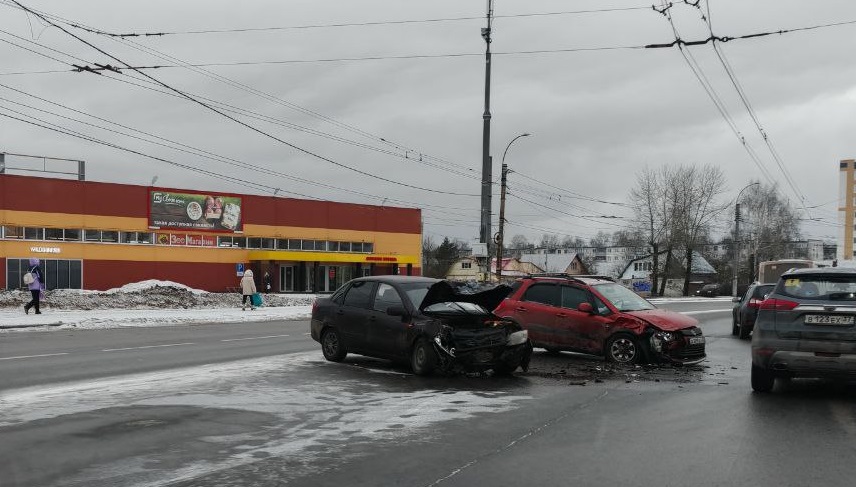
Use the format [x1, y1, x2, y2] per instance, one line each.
[650, 331, 674, 352]
[506, 330, 529, 346]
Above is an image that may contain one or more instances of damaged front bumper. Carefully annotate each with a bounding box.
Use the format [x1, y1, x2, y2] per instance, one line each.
[649, 330, 706, 365]
[432, 331, 533, 373]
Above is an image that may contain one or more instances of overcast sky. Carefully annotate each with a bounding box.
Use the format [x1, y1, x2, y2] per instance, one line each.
[1, 0, 852, 246]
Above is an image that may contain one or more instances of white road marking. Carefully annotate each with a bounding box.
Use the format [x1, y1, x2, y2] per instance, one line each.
[102, 342, 195, 352]
[0, 352, 69, 361]
[220, 334, 290, 342]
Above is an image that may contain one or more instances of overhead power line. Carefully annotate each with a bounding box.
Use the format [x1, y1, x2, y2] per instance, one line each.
[7, 0, 477, 198]
[17, 6, 650, 38]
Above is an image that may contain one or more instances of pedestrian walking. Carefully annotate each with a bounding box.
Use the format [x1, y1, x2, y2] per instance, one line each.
[23, 257, 45, 314]
[240, 268, 257, 310]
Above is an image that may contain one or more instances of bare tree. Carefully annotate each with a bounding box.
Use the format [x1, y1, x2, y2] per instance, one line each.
[630, 166, 676, 296]
[736, 182, 802, 272]
[672, 164, 728, 295]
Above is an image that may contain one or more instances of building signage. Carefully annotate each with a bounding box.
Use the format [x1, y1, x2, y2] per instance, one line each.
[149, 190, 243, 232]
[365, 256, 397, 262]
[30, 246, 61, 254]
[157, 233, 217, 247]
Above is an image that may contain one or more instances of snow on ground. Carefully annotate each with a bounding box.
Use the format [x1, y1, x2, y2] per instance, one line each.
[0, 280, 314, 330]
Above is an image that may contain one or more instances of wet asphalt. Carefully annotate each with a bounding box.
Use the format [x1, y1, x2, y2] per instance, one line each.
[2, 298, 856, 486]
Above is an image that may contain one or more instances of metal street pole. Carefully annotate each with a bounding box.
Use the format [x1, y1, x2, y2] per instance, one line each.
[732, 182, 760, 297]
[479, 0, 494, 247]
[495, 133, 530, 282]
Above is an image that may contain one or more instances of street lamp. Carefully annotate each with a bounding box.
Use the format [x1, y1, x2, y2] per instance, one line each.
[495, 133, 531, 282]
[732, 182, 761, 297]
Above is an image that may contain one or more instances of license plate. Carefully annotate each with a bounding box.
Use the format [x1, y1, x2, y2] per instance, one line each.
[805, 315, 855, 325]
[688, 336, 705, 345]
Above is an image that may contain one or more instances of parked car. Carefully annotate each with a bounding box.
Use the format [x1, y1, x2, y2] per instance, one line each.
[731, 283, 775, 339]
[493, 275, 706, 365]
[310, 276, 532, 376]
[695, 283, 721, 297]
[751, 268, 856, 392]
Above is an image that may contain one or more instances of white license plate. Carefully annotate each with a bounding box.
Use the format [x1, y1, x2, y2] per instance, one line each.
[689, 336, 705, 345]
[805, 315, 855, 325]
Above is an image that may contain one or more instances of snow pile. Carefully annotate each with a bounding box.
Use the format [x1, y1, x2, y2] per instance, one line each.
[0, 280, 316, 311]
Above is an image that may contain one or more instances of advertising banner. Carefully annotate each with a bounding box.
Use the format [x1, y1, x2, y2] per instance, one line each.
[149, 190, 243, 232]
[157, 233, 218, 247]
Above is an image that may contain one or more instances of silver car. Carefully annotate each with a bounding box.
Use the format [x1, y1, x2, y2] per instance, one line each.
[751, 268, 856, 392]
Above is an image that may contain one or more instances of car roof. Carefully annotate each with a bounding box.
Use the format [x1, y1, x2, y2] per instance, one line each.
[782, 267, 856, 277]
[524, 275, 615, 286]
[351, 275, 440, 285]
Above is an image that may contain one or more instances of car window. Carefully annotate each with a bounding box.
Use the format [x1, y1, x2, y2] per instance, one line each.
[593, 283, 655, 311]
[399, 281, 434, 309]
[778, 275, 856, 300]
[523, 283, 559, 306]
[343, 280, 376, 309]
[560, 285, 589, 310]
[753, 285, 774, 299]
[593, 296, 611, 315]
[373, 283, 403, 312]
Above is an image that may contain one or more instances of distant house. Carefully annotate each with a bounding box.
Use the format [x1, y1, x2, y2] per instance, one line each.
[618, 250, 717, 295]
[519, 252, 589, 275]
[445, 256, 479, 281]
[490, 258, 543, 282]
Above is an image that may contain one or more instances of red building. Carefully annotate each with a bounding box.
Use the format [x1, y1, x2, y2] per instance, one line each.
[0, 174, 421, 292]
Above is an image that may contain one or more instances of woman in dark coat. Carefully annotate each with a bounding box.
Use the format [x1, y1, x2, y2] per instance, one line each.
[24, 257, 45, 314]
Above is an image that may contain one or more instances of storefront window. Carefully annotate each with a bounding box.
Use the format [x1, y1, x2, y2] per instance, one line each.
[328, 241, 340, 252]
[339, 242, 351, 252]
[261, 238, 275, 249]
[276, 239, 288, 250]
[101, 231, 118, 243]
[120, 232, 137, 243]
[64, 229, 81, 241]
[138, 232, 153, 244]
[363, 242, 374, 253]
[218, 236, 233, 247]
[233, 237, 246, 248]
[247, 238, 261, 249]
[6, 258, 83, 290]
[351, 242, 364, 253]
[45, 228, 64, 240]
[85, 230, 101, 242]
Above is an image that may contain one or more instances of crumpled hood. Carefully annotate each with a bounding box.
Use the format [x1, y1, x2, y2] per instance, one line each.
[419, 281, 513, 312]
[624, 309, 699, 331]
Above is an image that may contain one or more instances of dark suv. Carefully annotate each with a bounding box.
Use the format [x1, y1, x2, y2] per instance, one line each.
[494, 275, 706, 365]
[751, 268, 856, 392]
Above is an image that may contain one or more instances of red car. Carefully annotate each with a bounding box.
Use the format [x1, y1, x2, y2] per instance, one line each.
[493, 275, 706, 365]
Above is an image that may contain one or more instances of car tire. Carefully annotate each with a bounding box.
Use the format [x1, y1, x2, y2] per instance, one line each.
[321, 328, 347, 362]
[731, 316, 739, 336]
[751, 363, 775, 392]
[738, 322, 752, 340]
[493, 361, 520, 376]
[605, 334, 642, 365]
[411, 338, 437, 376]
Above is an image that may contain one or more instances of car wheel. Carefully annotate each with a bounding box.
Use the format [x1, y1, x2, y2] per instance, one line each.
[605, 334, 642, 365]
[321, 328, 347, 362]
[411, 338, 437, 376]
[731, 316, 739, 336]
[751, 363, 775, 392]
[738, 322, 752, 340]
[493, 361, 520, 376]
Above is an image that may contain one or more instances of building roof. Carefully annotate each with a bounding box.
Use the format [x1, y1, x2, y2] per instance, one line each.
[519, 253, 579, 273]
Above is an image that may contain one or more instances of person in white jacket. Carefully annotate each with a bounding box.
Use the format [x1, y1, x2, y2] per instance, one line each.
[240, 269, 257, 310]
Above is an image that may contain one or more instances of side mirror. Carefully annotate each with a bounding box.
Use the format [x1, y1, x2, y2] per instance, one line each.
[387, 305, 408, 319]
[577, 302, 594, 314]
[732, 297, 741, 303]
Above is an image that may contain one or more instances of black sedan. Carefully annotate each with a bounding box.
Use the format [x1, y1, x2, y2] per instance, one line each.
[731, 283, 774, 339]
[310, 276, 532, 375]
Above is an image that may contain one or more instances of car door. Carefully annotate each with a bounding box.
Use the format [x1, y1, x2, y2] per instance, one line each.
[555, 285, 607, 353]
[337, 280, 377, 353]
[513, 283, 560, 348]
[366, 283, 410, 358]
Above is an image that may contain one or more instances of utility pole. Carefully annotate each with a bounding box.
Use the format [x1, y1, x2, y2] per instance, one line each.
[732, 203, 741, 297]
[479, 0, 494, 248]
[495, 163, 508, 282]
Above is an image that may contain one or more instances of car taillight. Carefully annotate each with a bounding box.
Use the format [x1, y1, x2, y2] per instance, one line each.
[759, 298, 799, 311]
[748, 298, 762, 308]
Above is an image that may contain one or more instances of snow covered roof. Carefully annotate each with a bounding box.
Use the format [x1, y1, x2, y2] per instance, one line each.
[519, 253, 578, 273]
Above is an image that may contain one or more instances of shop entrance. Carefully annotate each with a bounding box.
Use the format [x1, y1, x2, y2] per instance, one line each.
[280, 265, 296, 292]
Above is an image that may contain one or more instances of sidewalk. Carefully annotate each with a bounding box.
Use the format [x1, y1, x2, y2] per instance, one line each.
[0, 306, 312, 331]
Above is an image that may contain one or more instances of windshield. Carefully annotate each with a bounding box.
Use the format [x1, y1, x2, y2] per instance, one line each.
[778, 275, 856, 300]
[594, 283, 656, 311]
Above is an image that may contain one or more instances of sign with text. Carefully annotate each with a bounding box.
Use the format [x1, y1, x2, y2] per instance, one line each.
[149, 190, 243, 232]
[157, 233, 217, 247]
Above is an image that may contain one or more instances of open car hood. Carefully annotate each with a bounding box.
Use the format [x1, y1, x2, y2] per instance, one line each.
[419, 281, 513, 312]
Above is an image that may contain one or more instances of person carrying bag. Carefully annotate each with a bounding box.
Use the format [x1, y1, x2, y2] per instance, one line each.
[23, 257, 45, 314]
[240, 269, 257, 311]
